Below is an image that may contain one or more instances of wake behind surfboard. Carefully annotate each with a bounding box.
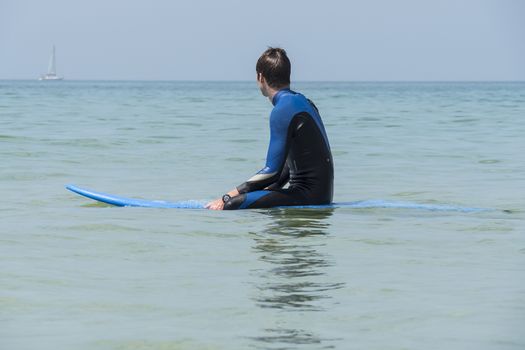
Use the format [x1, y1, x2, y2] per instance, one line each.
[65, 184, 488, 212]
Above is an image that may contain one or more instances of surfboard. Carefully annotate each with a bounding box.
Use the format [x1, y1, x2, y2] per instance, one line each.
[65, 184, 488, 212]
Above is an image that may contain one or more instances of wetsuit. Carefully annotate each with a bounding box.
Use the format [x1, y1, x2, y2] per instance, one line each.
[224, 88, 334, 210]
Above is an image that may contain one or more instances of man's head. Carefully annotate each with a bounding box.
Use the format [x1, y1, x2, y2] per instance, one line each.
[256, 47, 291, 97]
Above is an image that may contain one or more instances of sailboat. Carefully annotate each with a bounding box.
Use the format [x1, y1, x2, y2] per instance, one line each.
[39, 45, 63, 81]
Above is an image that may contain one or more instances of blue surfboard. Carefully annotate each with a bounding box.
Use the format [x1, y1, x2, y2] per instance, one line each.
[66, 184, 488, 212]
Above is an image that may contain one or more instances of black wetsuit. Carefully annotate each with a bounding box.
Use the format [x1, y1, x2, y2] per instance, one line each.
[224, 88, 333, 210]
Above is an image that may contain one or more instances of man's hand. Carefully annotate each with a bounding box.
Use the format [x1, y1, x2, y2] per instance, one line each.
[205, 188, 240, 210]
[205, 198, 224, 210]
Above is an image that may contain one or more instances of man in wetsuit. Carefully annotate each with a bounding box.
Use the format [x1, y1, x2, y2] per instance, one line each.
[206, 47, 333, 210]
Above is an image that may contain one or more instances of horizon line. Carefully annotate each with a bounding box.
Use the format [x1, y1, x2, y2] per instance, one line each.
[2, 78, 525, 83]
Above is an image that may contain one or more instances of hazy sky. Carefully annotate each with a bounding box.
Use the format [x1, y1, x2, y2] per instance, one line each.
[1, 0, 524, 80]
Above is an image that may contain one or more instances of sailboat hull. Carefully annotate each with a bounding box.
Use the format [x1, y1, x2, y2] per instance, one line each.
[39, 75, 64, 81]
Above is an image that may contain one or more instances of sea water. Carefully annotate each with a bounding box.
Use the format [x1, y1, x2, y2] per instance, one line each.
[1, 81, 524, 350]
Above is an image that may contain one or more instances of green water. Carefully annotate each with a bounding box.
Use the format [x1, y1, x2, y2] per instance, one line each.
[1, 81, 524, 349]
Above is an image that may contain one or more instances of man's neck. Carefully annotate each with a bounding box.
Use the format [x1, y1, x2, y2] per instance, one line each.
[267, 85, 290, 103]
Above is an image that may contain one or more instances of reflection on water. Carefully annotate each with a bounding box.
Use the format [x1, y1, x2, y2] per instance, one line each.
[251, 328, 324, 348]
[250, 208, 344, 349]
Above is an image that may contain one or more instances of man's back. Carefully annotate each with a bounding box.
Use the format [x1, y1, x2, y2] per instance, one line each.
[270, 89, 333, 203]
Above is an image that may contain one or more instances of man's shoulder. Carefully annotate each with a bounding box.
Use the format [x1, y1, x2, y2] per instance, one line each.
[274, 92, 309, 112]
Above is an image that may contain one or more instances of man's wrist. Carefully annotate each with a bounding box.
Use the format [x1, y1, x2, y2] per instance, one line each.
[221, 189, 239, 203]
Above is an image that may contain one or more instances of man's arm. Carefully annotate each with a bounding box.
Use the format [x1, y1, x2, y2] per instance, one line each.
[205, 164, 288, 210]
[236, 108, 290, 194]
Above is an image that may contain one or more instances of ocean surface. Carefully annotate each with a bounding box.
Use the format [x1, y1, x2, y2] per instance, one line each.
[1, 80, 524, 350]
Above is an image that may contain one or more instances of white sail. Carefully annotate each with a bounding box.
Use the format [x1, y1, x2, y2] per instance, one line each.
[47, 45, 57, 75]
[39, 45, 63, 81]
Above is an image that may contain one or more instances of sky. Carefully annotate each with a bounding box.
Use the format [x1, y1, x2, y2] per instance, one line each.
[1, 0, 524, 81]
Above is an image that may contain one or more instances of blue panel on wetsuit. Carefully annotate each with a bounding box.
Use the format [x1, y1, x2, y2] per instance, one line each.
[239, 190, 271, 209]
